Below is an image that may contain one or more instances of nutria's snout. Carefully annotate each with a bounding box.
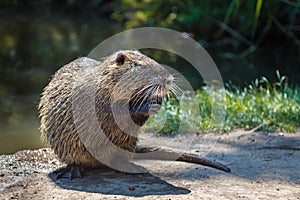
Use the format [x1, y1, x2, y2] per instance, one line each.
[127, 71, 173, 116]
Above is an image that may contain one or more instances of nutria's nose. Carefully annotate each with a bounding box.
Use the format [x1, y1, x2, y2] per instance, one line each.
[165, 75, 173, 86]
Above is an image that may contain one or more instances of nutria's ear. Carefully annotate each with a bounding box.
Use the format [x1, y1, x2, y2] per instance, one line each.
[115, 53, 127, 66]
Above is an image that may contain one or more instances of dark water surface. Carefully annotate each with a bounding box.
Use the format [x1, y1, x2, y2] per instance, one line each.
[1, 12, 299, 154]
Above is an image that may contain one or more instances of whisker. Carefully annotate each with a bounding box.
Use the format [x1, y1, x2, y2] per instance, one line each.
[140, 84, 158, 106]
[131, 84, 156, 109]
[128, 83, 156, 107]
[170, 84, 182, 97]
[130, 83, 156, 100]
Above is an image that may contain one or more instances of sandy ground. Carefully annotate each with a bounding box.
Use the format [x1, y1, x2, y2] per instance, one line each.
[0, 131, 299, 200]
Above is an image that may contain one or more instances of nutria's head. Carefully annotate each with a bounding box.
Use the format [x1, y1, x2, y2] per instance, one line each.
[99, 50, 173, 120]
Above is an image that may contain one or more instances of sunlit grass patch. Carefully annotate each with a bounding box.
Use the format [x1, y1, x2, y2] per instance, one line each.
[144, 72, 300, 134]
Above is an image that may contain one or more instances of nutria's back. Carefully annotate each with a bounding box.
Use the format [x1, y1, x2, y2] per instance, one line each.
[39, 50, 173, 169]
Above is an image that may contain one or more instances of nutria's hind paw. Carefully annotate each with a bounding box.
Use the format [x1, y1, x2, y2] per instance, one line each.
[55, 164, 84, 179]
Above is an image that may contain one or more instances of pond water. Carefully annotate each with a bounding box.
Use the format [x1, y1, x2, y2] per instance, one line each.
[1, 12, 299, 154]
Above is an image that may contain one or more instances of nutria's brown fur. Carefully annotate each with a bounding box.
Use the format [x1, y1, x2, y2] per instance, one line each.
[39, 50, 172, 173]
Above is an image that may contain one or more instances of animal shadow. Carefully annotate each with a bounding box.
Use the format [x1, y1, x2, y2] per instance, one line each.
[49, 168, 190, 197]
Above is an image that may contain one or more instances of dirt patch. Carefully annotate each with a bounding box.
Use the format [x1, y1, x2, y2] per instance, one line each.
[1, 131, 299, 199]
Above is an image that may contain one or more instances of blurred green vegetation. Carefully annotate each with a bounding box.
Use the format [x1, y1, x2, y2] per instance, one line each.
[2, 0, 300, 49]
[113, 0, 300, 52]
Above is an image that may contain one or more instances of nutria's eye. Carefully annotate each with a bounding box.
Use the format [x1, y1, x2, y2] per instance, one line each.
[116, 53, 126, 66]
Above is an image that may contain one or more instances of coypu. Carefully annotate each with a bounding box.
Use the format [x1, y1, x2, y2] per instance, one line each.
[39, 50, 230, 179]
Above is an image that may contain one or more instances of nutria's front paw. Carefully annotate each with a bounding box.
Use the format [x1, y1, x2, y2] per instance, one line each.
[55, 164, 84, 179]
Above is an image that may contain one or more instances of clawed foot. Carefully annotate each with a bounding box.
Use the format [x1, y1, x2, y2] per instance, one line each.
[55, 164, 84, 179]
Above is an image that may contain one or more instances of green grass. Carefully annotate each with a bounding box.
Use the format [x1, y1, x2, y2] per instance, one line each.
[144, 72, 300, 134]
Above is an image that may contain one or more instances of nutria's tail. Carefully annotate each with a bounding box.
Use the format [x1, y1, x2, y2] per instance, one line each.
[135, 146, 231, 173]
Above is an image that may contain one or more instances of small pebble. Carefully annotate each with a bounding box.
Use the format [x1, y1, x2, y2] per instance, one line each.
[128, 187, 135, 191]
